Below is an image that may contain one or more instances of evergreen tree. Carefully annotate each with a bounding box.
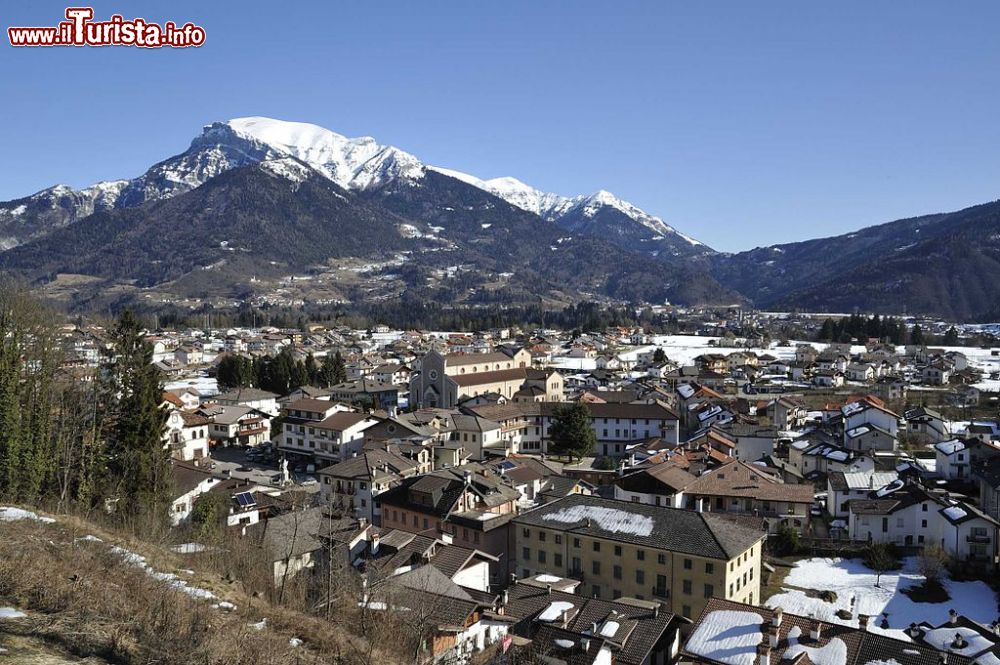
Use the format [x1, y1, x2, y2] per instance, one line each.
[943, 326, 959, 345]
[304, 353, 319, 385]
[818, 318, 835, 341]
[652, 348, 667, 363]
[548, 402, 598, 461]
[100, 311, 170, 522]
[910, 324, 925, 346]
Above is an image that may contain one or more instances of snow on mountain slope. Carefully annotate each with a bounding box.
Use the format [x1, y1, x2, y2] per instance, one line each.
[0, 115, 707, 251]
[429, 167, 703, 247]
[226, 117, 424, 190]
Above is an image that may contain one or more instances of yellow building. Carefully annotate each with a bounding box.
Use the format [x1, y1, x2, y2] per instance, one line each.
[512, 494, 764, 619]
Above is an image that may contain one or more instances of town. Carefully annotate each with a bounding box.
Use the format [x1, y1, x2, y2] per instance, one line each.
[5, 303, 1000, 665]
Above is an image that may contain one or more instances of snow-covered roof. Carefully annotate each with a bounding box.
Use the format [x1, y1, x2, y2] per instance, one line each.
[874, 479, 905, 497]
[934, 439, 966, 456]
[537, 600, 575, 623]
[942, 505, 968, 522]
[684, 610, 764, 665]
[922, 626, 994, 657]
[783, 625, 848, 665]
[842, 471, 898, 491]
[541, 504, 654, 537]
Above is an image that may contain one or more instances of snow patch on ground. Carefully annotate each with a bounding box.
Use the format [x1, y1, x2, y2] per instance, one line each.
[766, 557, 997, 640]
[0, 506, 56, 524]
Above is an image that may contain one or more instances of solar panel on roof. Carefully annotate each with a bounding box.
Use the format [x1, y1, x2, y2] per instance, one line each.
[235, 492, 256, 508]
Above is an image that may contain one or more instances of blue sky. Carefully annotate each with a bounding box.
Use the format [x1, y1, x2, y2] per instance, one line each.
[2, 1, 999, 251]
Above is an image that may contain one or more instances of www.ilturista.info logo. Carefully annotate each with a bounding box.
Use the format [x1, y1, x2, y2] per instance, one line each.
[8, 7, 205, 48]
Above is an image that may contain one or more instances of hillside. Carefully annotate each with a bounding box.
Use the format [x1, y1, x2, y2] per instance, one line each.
[711, 199, 1000, 320]
[0, 505, 396, 665]
[0, 160, 736, 310]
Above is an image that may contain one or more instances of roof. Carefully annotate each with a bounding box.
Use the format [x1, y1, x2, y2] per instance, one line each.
[683, 597, 973, 665]
[444, 350, 516, 367]
[244, 506, 327, 561]
[513, 494, 764, 560]
[616, 463, 698, 494]
[504, 582, 675, 665]
[685, 460, 815, 504]
[312, 411, 374, 432]
[284, 397, 337, 413]
[171, 460, 216, 495]
[215, 387, 278, 402]
[452, 367, 527, 387]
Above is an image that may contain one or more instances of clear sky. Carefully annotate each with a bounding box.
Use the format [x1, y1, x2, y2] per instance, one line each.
[3, 1, 999, 251]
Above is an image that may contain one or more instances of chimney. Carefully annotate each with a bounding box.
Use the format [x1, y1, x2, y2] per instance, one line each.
[766, 624, 779, 648]
[908, 623, 920, 639]
[772, 608, 783, 627]
[591, 621, 599, 635]
[948, 609, 958, 625]
[510, 573, 517, 585]
[809, 616, 822, 641]
[546, 584, 553, 595]
[859, 615, 870, 631]
[370, 530, 380, 555]
[756, 642, 771, 665]
[696, 497, 704, 513]
[501, 589, 509, 606]
[952, 634, 967, 650]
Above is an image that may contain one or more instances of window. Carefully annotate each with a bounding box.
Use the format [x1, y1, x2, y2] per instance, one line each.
[555, 534, 562, 545]
[658, 553, 666, 565]
[705, 562, 714, 575]
[636, 570, 645, 584]
[682, 604, 691, 617]
[614, 565, 622, 580]
[592, 561, 601, 575]
[683, 558, 692, 570]
[522, 528, 530, 538]
[593, 542, 601, 553]
[637, 549, 645, 561]
[704, 584, 714, 598]
[538, 550, 546, 564]
[554, 553, 562, 567]
[573, 538, 580, 548]
[682, 579, 692, 595]
[592, 585, 600, 598]
[522, 547, 530, 560]
[539, 531, 547, 542]
[614, 545, 622, 556]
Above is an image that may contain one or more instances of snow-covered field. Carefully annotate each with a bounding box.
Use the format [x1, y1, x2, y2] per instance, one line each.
[766, 557, 997, 640]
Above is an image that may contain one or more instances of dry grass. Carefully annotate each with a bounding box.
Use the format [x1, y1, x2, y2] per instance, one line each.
[0, 508, 396, 665]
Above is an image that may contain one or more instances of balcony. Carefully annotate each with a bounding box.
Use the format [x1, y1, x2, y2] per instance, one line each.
[967, 534, 992, 543]
[651, 587, 670, 600]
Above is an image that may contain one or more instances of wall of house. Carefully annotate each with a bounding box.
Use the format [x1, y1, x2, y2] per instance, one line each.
[453, 560, 491, 591]
[514, 525, 761, 620]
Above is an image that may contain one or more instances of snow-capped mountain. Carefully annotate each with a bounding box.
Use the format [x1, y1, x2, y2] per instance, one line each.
[0, 180, 127, 250]
[428, 167, 707, 256]
[0, 116, 710, 257]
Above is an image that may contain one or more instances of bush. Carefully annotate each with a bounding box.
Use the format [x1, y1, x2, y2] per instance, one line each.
[771, 525, 801, 557]
[917, 543, 950, 583]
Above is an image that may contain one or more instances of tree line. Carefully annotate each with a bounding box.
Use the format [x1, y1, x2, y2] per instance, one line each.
[816, 314, 962, 347]
[216, 349, 347, 393]
[0, 283, 171, 524]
